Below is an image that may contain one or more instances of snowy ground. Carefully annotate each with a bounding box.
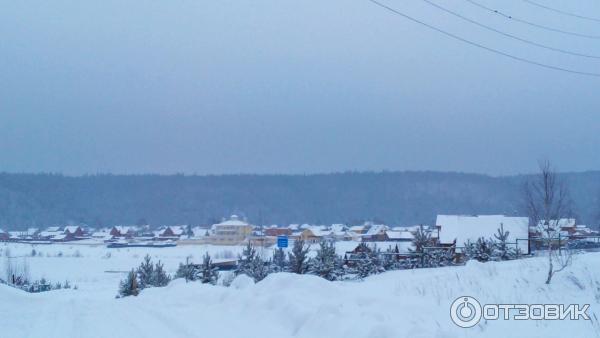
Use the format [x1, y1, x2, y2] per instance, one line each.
[1, 242, 599, 338]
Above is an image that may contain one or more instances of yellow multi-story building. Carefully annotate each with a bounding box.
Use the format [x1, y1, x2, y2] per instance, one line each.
[210, 215, 253, 245]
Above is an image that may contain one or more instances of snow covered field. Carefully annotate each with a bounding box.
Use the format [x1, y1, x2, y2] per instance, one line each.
[1, 242, 599, 338]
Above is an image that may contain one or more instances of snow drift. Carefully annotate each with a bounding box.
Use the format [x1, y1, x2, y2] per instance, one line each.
[2, 252, 600, 338]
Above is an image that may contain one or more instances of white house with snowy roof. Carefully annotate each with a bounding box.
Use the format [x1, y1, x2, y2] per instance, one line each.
[437, 215, 529, 253]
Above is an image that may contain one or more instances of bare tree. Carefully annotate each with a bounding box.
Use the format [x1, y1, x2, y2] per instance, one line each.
[524, 160, 573, 284]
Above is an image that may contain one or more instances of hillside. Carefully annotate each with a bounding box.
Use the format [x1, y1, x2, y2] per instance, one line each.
[0, 171, 599, 229]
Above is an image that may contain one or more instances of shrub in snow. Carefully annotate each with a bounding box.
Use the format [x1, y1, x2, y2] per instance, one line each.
[175, 260, 198, 282]
[492, 224, 518, 261]
[464, 237, 494, 262]
[118, 269, 139, 297]
[382, 245, 401, 270]
[354, 245, 383, 279]
[137, 255, 155, 289]
[250, 255, 269, 282]
[271, 247, 287, 273]
[152, 260, 171, 287]
[235, 242, 269, 282]
[236, 242, 257, 277]
[288, 239, 310, 274]
[5, 257, 30, 286]
[199, 252, 219, 285]
[309, 240, 342, 281]
[412, 225, 434, 254]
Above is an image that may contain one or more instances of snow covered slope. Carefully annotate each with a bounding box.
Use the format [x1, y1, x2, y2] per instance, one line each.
[2, 251, 600, 338]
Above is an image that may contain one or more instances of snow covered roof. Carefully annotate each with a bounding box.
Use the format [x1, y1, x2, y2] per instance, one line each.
[385, 230, 414, 240]
[64, 226, 81, 234]
[304, 226, 331, 237]
[392, 225, 422, 232]
[349, 225, 365, 231]
[437, 215, 529, 253]
[213, 215, 250, 227]
[46, 226, 61, 232]
[168, 226, 185, 235]
[365, 224, 388, 236]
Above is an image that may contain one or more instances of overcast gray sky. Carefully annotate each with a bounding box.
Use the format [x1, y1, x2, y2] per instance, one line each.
[1, 0, 599, 175]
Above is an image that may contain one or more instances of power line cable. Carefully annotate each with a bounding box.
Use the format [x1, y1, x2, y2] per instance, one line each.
[421, 0, 600, 59]
[522, 0, 600, 23]
[366, 0, 600, 77]
[466, 0, 600, 39]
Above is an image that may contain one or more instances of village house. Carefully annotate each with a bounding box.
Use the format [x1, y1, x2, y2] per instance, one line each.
[437, 215, 529, 254]
[63, 226, 84, 237]
[209, 215, 253, 245]
[348, 225, 367, 235]
[264, 227, 292, 237]
[361, 224, 389, 242]
[110, 226, 139, 238]
[158, 225, 185, 239]
[382, 230, 414, 242]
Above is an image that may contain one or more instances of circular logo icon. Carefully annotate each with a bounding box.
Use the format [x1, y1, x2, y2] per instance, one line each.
[450, 296, 482, 328]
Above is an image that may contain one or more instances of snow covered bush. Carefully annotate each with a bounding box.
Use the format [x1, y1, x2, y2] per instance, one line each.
[236, 242, 257, 276]
[119, 255, 171, 297]
[464, 237, 494, 262]
[288, 239, 310, 274]
[175, 260, 197, 282]
[199, 252, 219, 285]
[152, 260, 171, 287]
[235, 242, 269, 282]
[271, 247, 287, 273]
[492, 223, 518, 260]
[309, 240, 343, 281]
[118, 269, 139, 297]
[137, 255, 155, 289]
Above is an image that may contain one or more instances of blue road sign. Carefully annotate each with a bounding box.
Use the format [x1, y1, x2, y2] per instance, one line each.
[277, 236, 288, 248]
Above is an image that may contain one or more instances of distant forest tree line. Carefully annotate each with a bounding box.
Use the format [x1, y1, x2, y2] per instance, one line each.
[0, 171, 599, 229]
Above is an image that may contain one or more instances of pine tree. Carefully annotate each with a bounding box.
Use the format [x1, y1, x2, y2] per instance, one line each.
[465, 237, 494, 262]
[137, 254, 154, 289]
[175, 257, 198, 282]
[271, 247, 287, 272]
[236, 242, 256, 276]
[382, 244, 401, 270]
[152, 260, 171, 287]
[354, 244, 381, 279]
[199, 252, 219, 285]
[288, 239, 310, 274]
[309, 240, 341, 281]
[250, 254, 269, 282]
[186, 224, 194, 238]
[492, 223, 516, 260]
[410, 225, 436, 268]
[119, 269, 139, 297]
